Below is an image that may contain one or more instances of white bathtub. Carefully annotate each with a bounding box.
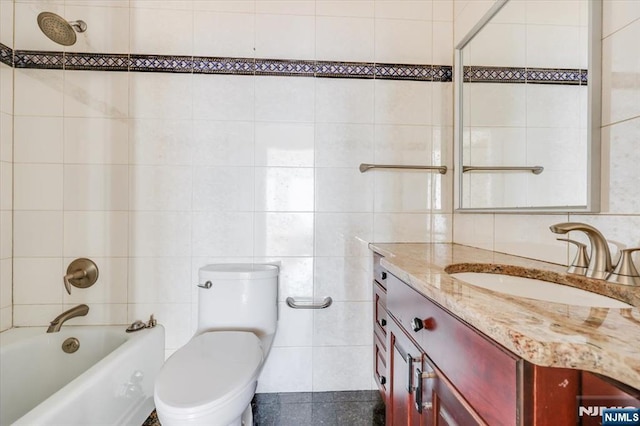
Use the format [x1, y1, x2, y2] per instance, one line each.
[0, 325, 165, 426]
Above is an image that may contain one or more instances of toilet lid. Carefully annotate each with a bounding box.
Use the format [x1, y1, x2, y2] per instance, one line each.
[155, 331, 263, 410]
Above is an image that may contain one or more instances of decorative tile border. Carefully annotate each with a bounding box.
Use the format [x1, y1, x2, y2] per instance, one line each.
[193, 56, 254, 75]
[256, 58, 316, 77]
[14, 50, 64, 69]
[65, 52, 129, 71]
[463, 65, 588, 85]
[0, 43, 12, 67]
[1, 46, 587, 85]
[129, 54, 193, 73]
[316, 61, 375, 79]
[3, 47, 454, 82]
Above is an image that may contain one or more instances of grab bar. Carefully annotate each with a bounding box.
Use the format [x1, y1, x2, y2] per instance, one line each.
[286, 297, 333, 309]
[462, 165, 544, 175]
[359, 163, 447, 174]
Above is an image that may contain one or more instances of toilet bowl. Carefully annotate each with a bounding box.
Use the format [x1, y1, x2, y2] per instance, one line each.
[154, 264, 279, 426]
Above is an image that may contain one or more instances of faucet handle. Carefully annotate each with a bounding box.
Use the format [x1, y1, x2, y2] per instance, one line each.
[607, 247, 640, 286]
[63, 258, 99, 295]
[557, 238, 590, 275]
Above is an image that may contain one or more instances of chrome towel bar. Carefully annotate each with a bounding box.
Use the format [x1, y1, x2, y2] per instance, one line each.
[462, 165, 544, 175]
[359, 163, 447, 174]
[286, 297, 333, 309]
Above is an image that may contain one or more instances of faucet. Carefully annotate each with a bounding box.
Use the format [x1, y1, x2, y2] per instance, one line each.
[549, 222, 613, 280]
[47, 304, 89, 333]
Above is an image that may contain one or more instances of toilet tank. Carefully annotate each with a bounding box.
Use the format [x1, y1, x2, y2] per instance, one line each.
[196, 264, 279, 338]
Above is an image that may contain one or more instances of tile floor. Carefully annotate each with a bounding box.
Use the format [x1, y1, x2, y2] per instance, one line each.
[143, 390, 385, 426]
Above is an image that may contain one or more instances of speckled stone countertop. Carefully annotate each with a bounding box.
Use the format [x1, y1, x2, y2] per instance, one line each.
[370, 243, 640, 390]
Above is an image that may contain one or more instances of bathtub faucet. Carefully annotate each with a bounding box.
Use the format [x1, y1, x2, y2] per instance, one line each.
[47, 304, 89, 333]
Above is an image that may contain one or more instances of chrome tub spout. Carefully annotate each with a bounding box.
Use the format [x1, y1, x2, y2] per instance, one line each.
[47, 304, 89, 333]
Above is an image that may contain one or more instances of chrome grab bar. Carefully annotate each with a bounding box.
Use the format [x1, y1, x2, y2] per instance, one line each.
[359, 163, 447, 174]
[285, 296, 333, 309]
[462, 165, 544, 175]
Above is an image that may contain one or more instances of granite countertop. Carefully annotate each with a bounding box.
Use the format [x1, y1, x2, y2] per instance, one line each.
[369, 243, 640, 390]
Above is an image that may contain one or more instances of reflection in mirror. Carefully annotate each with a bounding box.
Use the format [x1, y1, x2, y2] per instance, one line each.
[456, 0, 601, 211]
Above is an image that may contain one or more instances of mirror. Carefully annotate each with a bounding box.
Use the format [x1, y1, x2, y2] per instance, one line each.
[455, 0, 601, 212]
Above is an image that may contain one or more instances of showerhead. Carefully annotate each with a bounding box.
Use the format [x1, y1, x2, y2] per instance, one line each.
[37, 12, 87, 46]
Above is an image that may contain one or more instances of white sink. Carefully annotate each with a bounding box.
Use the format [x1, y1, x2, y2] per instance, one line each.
[450, 272, 632, 308]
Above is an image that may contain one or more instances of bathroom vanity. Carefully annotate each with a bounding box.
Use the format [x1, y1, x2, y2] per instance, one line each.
[370, 243, 640, 425]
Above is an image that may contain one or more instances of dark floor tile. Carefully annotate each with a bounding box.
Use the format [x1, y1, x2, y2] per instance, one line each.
[335, 400, 385, 426]
[277, 391, 313, 404]
[331, 390, 380, 402]
[311, 402, 339, 425]
[311, 391, 338, 403]
[145, 391, 385, 426]
[277, 402, 313, 426]
[252, 402, 280, 426]
[253, 393, 280, 405]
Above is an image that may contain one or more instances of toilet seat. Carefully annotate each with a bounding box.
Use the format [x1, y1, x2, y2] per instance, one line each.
[154, 331, 263, 417]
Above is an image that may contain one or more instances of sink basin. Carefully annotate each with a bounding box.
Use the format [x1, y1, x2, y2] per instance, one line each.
[450, 272, 632, 308]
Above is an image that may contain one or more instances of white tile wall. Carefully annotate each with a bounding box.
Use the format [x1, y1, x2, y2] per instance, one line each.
[0, 55, 11, 330]
[65, 4, 130, 54]
[193, 11, 256, 58]
[5, 0, 455, 393]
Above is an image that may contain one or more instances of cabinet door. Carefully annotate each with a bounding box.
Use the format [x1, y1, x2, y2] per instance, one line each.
[431, 368, 484, 426]
[374, 332, 388, 398]
[389, 318, 428, 426]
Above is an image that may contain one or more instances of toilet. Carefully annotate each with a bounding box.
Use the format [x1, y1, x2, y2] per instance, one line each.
[154, 263, 279, 426]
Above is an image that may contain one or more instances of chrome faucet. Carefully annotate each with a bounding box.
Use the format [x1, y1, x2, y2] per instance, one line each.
[549, 222, 613, 280]
[47, 304, 89, 333]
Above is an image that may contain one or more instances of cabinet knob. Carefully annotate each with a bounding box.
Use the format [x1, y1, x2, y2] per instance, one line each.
[411, 317, 435, 332]
[380, 318, 387, 327]
[380, 376, 386, 385]
[380, 271, 387, 280]
[411, 317, 424, 332]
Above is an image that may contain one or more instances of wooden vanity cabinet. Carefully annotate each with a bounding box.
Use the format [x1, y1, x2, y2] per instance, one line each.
[374, 257, 581, 426]
[372, 253, 640, 426]
[373, 253, 388, 400]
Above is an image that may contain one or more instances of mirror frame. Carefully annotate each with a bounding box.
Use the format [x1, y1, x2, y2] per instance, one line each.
[453, 0, 602, 213]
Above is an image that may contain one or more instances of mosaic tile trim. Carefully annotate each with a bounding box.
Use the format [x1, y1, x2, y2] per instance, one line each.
[526, 68, 585, 85]
[0, 43, 12, 67]
[256, 58, 315, 77]
[7, 48, 453, 82]
[193, 56, 254, 75]
[376, 64, 451, 81]
[14, 50, 64, 69]
[65, 52, 129, 71]
[317, 61, 375, 79]
[130, 54, 193, 73]
[463, 65, 587, 85]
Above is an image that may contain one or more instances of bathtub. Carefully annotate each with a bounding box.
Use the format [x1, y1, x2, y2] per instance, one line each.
[0, 325, 165, 425]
